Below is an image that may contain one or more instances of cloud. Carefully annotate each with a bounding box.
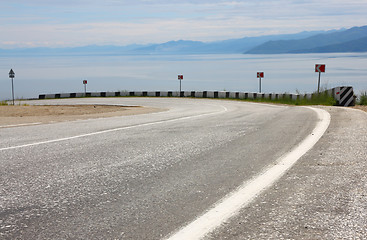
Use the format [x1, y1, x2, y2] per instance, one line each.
[1, 0, 367, 48]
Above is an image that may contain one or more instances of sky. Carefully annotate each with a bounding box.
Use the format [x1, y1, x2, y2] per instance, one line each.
[1, 0, 367, 49]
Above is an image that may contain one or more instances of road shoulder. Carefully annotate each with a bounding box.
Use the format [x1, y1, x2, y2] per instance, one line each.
[208, 106, 367, 239]
[0, 105, 164, 127]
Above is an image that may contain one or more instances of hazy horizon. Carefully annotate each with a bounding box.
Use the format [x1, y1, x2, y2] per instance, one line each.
[1, 53, 367, 101]
[0, 27, 347, 50]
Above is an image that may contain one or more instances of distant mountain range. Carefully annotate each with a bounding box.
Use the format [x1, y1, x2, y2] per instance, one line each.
[246, 26, 367, 54]
[131, 30, 335, 54]
[291, 36, 367, 53]
[1, 26, 366, 55]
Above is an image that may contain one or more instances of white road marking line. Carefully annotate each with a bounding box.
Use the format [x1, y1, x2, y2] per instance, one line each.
[0, 122, 42, 128]
[165, 107, 330, 240]
[0, 106, 228, 152]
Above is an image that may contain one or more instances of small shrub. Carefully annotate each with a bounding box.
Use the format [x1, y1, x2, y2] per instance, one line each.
[359, 91, 367, 105]
[309, 91, 336, 106]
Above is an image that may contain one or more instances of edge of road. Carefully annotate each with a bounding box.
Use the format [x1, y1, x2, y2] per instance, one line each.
[206, 105, 367, 239]
[165, 106, 331, 240]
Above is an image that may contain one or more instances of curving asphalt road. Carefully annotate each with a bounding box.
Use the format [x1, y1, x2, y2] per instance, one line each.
[1, 98, 365, 239]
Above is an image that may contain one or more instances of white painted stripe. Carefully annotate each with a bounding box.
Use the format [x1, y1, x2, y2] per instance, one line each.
[340, 88, 353, 103]
[165, 107, 330, 240]
[0, 106, 228, 151]
[0, 122, 42, 128]
[344, 97, 354, 107]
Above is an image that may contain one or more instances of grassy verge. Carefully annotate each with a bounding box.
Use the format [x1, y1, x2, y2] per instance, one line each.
[240, 92, 336, 106]
[0, 101, 30, 106]
[358, 92, 367, 105]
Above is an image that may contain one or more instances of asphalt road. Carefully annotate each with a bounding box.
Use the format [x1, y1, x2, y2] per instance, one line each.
[1, 98, 365, 239]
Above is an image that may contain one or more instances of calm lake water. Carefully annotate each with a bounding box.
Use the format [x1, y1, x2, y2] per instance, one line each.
[1, 53, 367, 100]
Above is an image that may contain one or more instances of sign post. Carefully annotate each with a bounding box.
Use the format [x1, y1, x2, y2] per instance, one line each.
[315, 64, 326, 93]
[9, 69, 15, 105]
[257, 72, 264, 93]
[178, 75, 183, 97]
[83, 80, 87, 96]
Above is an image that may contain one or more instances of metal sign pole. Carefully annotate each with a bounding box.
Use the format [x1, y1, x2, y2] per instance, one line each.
[11, 77, 14, 105]
[257, 72, 264, 93]
[9, 69, 15, 105]
[83, 80, 87, 96]
[180, 79, 182, 96]
[178, 75, 183, 97]
[315, 64, 325, 94]
[259, 78, 262, 93]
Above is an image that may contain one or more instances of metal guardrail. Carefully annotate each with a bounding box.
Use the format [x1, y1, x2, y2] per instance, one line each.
[39, 86, 355, 107]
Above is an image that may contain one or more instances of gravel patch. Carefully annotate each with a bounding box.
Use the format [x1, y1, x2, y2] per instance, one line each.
[0, 105, 163, 127]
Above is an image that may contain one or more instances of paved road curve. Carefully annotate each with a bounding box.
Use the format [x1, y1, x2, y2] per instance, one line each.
[1, 98, 328, 239]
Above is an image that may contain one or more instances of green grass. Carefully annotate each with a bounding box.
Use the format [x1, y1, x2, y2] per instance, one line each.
[358, 92, 367, 105]
[240, 92, 336, 106]
[0, 100, 30, 106]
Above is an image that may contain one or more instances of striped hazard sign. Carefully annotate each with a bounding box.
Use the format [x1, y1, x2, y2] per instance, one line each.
[334, 86, 355, 107]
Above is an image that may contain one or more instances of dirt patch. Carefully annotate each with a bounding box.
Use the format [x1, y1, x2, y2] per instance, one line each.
[0, 105, 164, 127]
[353, 105, 367, 113]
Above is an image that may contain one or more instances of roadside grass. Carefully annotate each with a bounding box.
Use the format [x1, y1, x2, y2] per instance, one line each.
[0, 100, 30, 106]
[240, 92, 336, 106]
[358, 91, 367, 105]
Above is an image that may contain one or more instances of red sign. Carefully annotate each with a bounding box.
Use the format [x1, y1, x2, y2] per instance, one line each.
[257, 72, 264, 78]
[315, 64, 326, 73]
[178, 75, 183, 80]
[83, 80, 87, 84]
